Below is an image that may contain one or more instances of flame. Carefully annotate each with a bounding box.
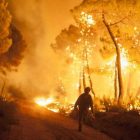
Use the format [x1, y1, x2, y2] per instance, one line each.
[121, 56, 129, 70]
[35, 97, 54, 106]
[80, 12, 95, 25]
[106, 48, 129, 73]
[48, 108, 59, 113]
[121, 48, 129, 70]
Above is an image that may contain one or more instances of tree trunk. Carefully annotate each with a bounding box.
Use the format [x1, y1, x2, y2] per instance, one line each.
[82, 32, 86, 91]
[83, 67, 86, 90]
[86, 51, 95, 96]
[88, 75, 95, 96]
[127, 72, 132, 97]
[114, 58, 118, 101]
[1, 78, 6, 96]
[102, 13, 124, 104]
[83, 26, 95, 96]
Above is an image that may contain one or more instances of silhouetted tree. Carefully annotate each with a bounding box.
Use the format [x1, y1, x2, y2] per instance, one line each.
[0, 25, 27, 71]
[51, 24, 97, 96]
[0, 0, 12, 54]
[0, 25, 27, 96]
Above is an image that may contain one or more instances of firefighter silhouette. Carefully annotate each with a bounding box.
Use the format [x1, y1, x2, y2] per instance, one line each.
[74, 87, 93, 131]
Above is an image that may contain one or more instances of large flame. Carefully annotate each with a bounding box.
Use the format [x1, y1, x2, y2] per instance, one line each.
[121, 48, 129, 70]
[35, 97, 54, 106]
[48, 108, 59, 113]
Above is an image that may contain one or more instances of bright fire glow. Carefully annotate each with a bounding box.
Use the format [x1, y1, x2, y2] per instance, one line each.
[121, 56, 129, 70]
[48, 108, 59, 113]
[80, 12, 95, 25]
[35, 97, 54, 106]
[121, 48, 129, 70]
[106, 48, 129, 73]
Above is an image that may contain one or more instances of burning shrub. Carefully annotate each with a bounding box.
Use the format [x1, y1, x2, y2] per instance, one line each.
[93, 97, 105, 112]
[95, 97, 127, 113]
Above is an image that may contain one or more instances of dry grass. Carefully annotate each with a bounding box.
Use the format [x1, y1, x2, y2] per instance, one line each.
[70, 96, 140, 140]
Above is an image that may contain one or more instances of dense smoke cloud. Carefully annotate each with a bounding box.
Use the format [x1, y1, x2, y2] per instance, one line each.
[6, 0, 83, 101]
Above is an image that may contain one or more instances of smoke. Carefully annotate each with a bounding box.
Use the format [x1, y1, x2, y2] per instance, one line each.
[8, 85, 26, 100]
[6, 0, 140, 102]
[6, 0, 83, 101]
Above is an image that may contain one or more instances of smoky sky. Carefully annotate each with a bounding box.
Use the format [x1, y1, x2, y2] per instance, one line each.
[6, 0, 140, 101]
[6, 0, 83, 101]
[8, 0, 83, 47]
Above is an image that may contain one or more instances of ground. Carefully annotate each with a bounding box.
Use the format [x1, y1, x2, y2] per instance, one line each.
[4, 100, 113, 140]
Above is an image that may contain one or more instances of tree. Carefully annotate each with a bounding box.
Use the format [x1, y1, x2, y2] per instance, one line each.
[0, 0, 12, 96]
[71, 0, 140, 103]
[0, 25, 27, 96]
[51, 24, 97, 96]
[0, 25, 27, 71]
[0, 0, 12, 54]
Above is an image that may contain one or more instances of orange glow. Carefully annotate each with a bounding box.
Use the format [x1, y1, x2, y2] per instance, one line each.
[80, 12, 95, 25]
[121, 56, 129, 70]
[106, 48, 129, 73]
[48, 108, 59, 113]
[121, 48, 129, 70]
[35, 97, 54, 106]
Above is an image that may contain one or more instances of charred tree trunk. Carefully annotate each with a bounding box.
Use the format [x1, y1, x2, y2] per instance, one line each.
[82, 33, 86, 91]
[83, 27, 95, 96]
[114, 58, 118, 101]
[83, 68, 86, 90]
[102, 13, 124, 104]
[1, 78, 6, 96]
[88, 75, 95, 96]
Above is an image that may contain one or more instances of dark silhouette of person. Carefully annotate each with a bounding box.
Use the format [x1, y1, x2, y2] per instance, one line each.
[74, 87, 93, 132]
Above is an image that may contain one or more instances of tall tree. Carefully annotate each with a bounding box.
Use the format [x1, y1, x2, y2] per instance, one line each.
[0, 25, 27, 71]
[0, 25, 27, 96]
[0, 0, 12, 54]
[71, 0, 140, 103]
[0, 0, 11, 96]
[51, 24, 97, 96]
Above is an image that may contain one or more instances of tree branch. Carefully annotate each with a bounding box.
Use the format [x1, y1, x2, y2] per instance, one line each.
[109, 16, 128, 26]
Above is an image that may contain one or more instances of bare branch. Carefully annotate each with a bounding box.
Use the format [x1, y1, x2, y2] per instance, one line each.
[109, 16, 128, 26]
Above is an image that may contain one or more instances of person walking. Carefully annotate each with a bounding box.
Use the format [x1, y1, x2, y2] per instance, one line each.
[74, 87, 93, 132]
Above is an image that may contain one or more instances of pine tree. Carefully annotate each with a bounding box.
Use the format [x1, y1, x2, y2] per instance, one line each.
[0, 25, 27, 96]
[0, 0, 12, 54]
[51, 24, 97, 96]
[0, 25, 27, 71]
[71, 0, 140, 103]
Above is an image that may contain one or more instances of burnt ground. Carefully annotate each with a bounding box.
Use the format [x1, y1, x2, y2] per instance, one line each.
[2, 100, 113, 140]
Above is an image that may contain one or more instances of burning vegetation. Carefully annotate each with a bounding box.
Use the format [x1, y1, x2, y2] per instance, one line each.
[35, 97, 74, 115]
[50, 0, 140, 109]
[1, 0, 140, 115]
[1, 0, 140, 139]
